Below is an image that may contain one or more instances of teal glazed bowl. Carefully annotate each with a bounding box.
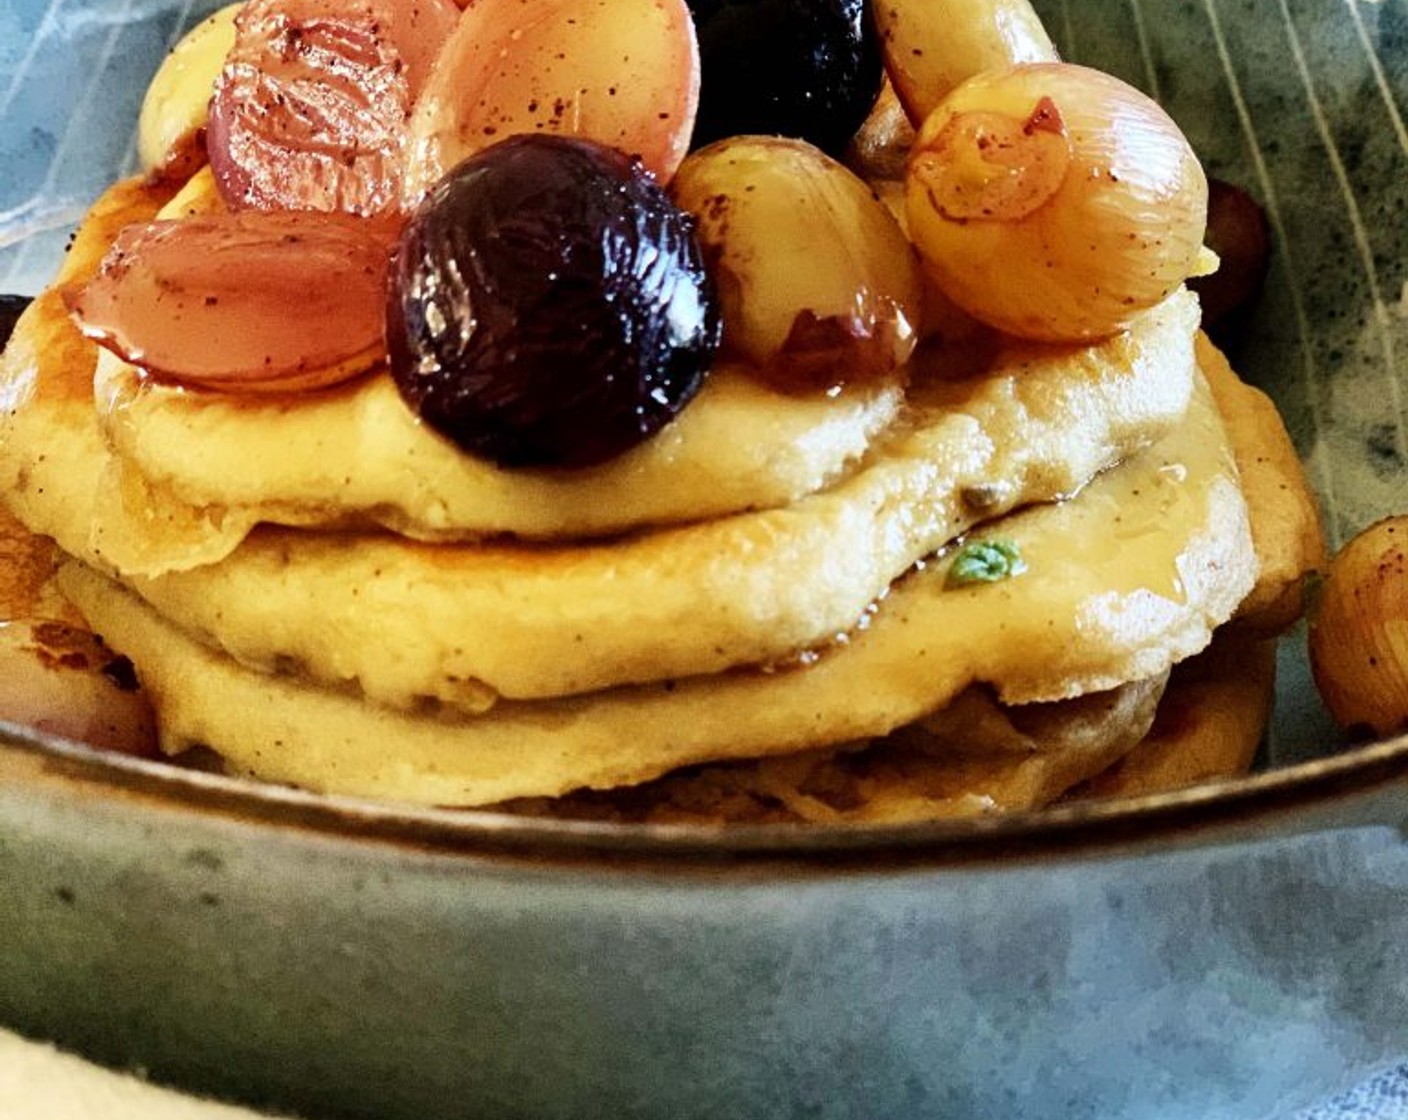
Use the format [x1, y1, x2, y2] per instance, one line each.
[3, 2, 1408, 1119]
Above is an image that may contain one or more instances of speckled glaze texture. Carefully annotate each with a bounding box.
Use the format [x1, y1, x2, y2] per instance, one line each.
[4, 1, 1408, 1119]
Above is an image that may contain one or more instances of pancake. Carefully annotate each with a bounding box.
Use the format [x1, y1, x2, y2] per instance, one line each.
[497, 672, 1172, 824]
[95, 352, 906, 566]
[1068, 635, 1277, 803]
[0, 505, 76, 625]
[119, 292, 1200, 708]
[2, 179, 1202, 706]
[55, 362, 1265, 807]
[1200, 334, 1327, 635]
[496, 626, 1278, 824]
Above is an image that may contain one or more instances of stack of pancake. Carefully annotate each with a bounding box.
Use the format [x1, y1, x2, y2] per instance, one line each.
[0, 160, 1325, 823]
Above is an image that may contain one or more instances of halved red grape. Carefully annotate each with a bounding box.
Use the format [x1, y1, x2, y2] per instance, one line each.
[403, 0, 700, 200]
[66, 211, 398, 393]
[207, 0, 457, 214]
[387, 135, 720, 469]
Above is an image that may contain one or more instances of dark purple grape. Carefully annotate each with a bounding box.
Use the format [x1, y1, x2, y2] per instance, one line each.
[387, 135, 720, 469]
[1189, 179, 1271, 350]
[687, 0, 883, 158]
[0, 295, 31, 349]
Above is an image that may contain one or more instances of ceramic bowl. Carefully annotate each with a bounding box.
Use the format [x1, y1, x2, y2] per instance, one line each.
[3, 2, 1408, 1118]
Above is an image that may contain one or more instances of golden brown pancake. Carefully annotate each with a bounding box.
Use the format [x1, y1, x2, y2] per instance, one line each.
[497, 673, 1171, 824]
[1200, 335, 1327, 635]
[0, 169, 1322, 818]
[0, 505, 75, 624]
[2, 178, 1201, 707]
[497, 628, 1278, 824]
[95, 355, 908, 560]
[54, 365, 1263, 807]
[1068, 635, 1277, 803]
[0, 7, 1331, 824]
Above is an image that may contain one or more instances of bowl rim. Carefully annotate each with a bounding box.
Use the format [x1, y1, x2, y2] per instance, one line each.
[4, 720, 1407, 873]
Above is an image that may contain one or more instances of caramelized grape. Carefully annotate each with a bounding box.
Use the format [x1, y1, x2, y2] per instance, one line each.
[1310, 517, 1408, 739]
[672, 136, 922, 390]
[208, 0, 457, 214]
[67, 212, 397, 393]
[874, 0, 1056, 126]
[387, 136, 721, 469]
[905, 63, 1207, 342]
[688, 0, 883, 157]
[1189, 178, 1271, 346]
[404, 0, 699, 199]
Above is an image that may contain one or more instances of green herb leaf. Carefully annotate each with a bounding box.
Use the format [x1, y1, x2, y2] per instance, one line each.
[945, 539, 1027, 589]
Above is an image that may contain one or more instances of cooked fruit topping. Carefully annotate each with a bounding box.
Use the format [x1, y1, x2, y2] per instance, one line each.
[905, 62, 1208, 342]
[1190, 178, 1271, 344]
[671, 135, 922, 391]
[687, 0, 882, 157]
[403, 0, 700, 202]
[387, 134, 720, 469]
[874, 0, 1057, 126]
[208, 0, 458, 214]
[66, 210, 398, 393]
[1309, 517, 1408, 740]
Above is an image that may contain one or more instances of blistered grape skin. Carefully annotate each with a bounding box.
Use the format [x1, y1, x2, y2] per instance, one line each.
[687, 0, 883, 157]
[387, 135, 721, 469]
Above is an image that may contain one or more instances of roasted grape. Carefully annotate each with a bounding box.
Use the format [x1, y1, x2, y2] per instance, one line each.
[387, 135, 721, 469]
[1309, 517, 1408, 740]
[208, 0, 457, 214]
[67, 211, 398, 393]
[874, 0, 1056, 126]
[672, 136, 922, 390]
[687, 0, 883, 157]
[1190, 178, 1271, 345]
[905, 62, 1207, 342]
[404, 0, 700, 200]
